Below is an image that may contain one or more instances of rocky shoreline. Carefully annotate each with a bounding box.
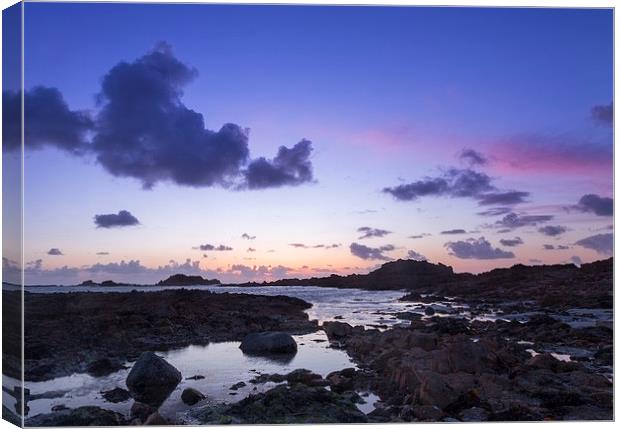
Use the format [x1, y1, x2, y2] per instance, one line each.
[16, 289, 317, 382]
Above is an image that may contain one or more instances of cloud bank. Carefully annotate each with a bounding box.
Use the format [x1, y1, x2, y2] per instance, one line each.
[94, 210, 140, 228]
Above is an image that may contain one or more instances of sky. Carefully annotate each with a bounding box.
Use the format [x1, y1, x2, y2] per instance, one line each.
[1, 3, 614, 285]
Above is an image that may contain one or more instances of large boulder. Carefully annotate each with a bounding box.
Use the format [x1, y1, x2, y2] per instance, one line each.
[323, 321, 364, 340]
[125, 352, 182, 406]
[239, 332, 297, 355]
[181, 387, 206, 405]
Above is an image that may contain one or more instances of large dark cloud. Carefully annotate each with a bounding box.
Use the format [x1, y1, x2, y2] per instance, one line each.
[198, 244, 233, 251]
[357, 227, 391, 239]
[494, 212, 553, 229]
[47, 248, 64, 256]
[575, 194, 613, 217]
[538, 225, 568, 237]
[244, 139, 314, 189]
[94, 210, 140, 228]
[499, 237, 523, 247]
[383, 167, 527, 208]
[3, 86, 93, 153]
[7, 43, 314, 191]
[459, 148, 487, 166]
[349, 243, 395, 261]
[574, 233, 613, 255]
[591, 102, 613, 126]
[445, 237, 515, 260]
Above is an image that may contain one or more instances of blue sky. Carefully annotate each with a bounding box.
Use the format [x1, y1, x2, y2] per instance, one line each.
[2, 4, 613, 284]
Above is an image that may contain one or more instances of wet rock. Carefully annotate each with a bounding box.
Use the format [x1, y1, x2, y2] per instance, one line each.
[418, 371, 461, 409]
[424, 306, 436, 316]
[101, 387, 131, 403]
[239, 332, 297, 355]
[25, 406, 126, 426]
[459, 407, 489, 422]
[230, 381, 246, 390]
[144, 412, 169, 425]
[323, 321, 364, 340]
[51, 405, 69, 412]
[193, 383, 368, 424]
[125, 352, 182, 406]
[86, 357, 125, 377]
[186, 375, 205, 380]
[181, 387, 206, 405]
[130, 402, 157, 422]
[411, 404, 445, 421]
[284, 369, 326, 386]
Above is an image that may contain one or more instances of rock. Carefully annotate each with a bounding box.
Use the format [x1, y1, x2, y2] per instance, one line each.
[526, 353, 560, 372]
[411, 405, 445, 421]
[130, 402, 157, 422]
[459, 407, 489, 422]
[186, 375, 205, 380]
[409, 332, 437, 351]
[418, 372, 461, 410]
[239, 332, 297, 355]
[285, 369, 325, 386]
[125, 352, 182, 406]
[181, 387, 206, 405]
[424, 306, 436, 316]
[101, 387, 131, 403]
[86, 357, 125, 377]
[144, 412, 169, 425]
[230, 381, 246, 390]
[323, 321, 364, 339]
[194, 384, 368, 424]
[51, 405, 69, 412]
[25, 406, 126, 426]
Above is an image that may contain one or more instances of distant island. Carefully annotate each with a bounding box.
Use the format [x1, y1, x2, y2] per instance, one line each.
[157, 274, 221, 286]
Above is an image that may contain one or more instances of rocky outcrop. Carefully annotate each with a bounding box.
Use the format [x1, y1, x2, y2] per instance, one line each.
[125, 352, 182, 406]
[24, 406, 126, 426]
[239, 332, 297, 355]
[157, 274, 221, 286]
[186, 384, 368, 424]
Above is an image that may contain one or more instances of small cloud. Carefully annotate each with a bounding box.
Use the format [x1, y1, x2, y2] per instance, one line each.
[349, 242, 395, 261]
[499, 237, 523, 247]
[574, 233, 613, 255]
[241, 233, 256, 240]
[445, 237, 515, 260]
[407, 250, 427, 261]
[459, 148, 487, 166]
[96, 252, 109, 256]
[557, 245, 570, 250]
[591, 102, 613, 126]
[247, 247, 256, 252]
[409, 233, 431, 239]
[477, 207, 512, 217]
[47, 248, 63, 256]
[357, 227, 392, 239]
[543, 244, 555, 250]
[198, 244, 233, 251]
[289, 243, 340, 249]
[477, 191, 529, 206]
[94, 210, 140, 228]
[538, 225, 568, 237]
[494, 212, 553, 230]
[575, 194, 613, 217]
[440, 229, 467, 235]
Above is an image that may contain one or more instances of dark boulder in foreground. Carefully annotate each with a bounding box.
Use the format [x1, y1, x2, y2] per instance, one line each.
[101, 387, 131, 403]
[186, 384, 368, 424]
[239, 332, 297, 355]
[126, 352, 181, 406]
[25, 406, 126, 426]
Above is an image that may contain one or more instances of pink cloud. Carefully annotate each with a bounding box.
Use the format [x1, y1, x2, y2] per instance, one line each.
[488, 134, 612, 175]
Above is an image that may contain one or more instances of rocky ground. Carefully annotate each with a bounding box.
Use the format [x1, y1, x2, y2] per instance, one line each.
[15, 289, 317, 381]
